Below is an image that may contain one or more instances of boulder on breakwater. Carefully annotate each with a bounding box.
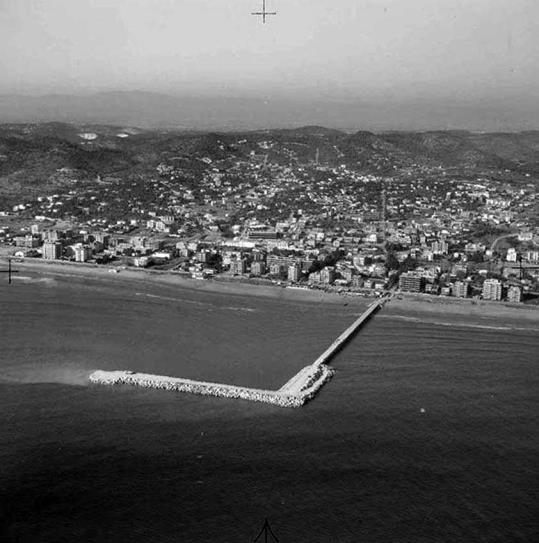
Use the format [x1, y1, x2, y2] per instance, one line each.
[89, 364, 334, 408]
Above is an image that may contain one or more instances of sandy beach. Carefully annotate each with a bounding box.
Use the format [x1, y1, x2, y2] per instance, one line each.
[388, 292, 539, 322]
[4, 257, 539, 321]
[2, 257, 369, 306]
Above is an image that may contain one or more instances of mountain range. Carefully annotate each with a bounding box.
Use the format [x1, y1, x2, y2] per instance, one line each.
[1, 91, 537, 133]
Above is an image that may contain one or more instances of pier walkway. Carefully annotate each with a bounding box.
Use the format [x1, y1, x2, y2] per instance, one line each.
[312, 297, 385, 368]
[90, 296, 387, 407]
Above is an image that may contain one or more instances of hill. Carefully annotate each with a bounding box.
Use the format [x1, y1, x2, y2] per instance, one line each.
[1, 123, 538, 208]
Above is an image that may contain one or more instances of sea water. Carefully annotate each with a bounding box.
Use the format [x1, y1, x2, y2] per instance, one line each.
[1, 274, 537, 542]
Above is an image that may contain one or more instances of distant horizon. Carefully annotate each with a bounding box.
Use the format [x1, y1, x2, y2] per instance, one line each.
[1, 89, 538, 133]
[2, 0, 537, 131]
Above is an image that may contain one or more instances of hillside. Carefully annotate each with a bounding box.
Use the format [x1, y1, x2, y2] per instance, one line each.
[1, 123, 538, 207]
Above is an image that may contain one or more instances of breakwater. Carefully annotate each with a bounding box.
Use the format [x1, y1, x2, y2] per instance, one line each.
[90, 297, 385, 407]
[89, 363, 335, 408]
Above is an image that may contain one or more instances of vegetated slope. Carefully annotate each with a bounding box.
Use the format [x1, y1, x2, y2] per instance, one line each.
[379, 131, 503, 168]
[0, 123, 538, 206]
[469, 131, 539, 165]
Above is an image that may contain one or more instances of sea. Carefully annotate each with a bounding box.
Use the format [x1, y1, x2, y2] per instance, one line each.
[1, 272, 538, 542]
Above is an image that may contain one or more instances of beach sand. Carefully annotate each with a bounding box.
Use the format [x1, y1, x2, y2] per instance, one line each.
[388, 292, 539, 322]
[3, 258, 368, 306]
[4, 258, 539, 321]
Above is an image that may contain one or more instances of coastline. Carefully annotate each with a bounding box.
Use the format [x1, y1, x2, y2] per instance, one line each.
[4, 257, 539, 321]
[2, 257, 369, 306]
[387, 292, 539, 322]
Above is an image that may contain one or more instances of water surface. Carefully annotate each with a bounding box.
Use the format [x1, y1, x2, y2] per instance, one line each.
[1, 275, 537, 542]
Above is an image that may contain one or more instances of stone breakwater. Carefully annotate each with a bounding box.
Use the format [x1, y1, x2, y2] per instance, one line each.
[90, 299, 385, 406]
[89, 363, 335, 408]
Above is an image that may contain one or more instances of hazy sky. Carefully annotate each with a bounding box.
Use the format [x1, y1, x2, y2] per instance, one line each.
[1, 0, 537, 102]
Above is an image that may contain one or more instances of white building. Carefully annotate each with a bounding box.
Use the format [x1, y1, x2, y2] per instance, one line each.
[287, 264, 300, 283]
[507, 286, 522, 303]
[73, 243, 91, 262]
[506, 248, 518, 262]
[482, 279, 502, 301]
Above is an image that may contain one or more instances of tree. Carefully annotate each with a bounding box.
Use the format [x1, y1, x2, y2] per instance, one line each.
[398, 256, 418, 273]
[469, 252, 484, 263]
[385, 251, 400, 272]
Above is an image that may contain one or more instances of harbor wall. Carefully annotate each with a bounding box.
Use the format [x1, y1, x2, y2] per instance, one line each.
[89, 363, 335, 408]
[90, 298, 384, 407]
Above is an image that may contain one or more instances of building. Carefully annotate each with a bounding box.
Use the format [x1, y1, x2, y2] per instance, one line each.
[399, 272, 423, 292]
[507, 285, 522, 303]
[92, 232, 110, 247]
[73, 243, 91, 262]
[506, 248, 518, 262]
[252, 250, 267, 263]
[524, 250, 539, 263]
[452, 281, 469, 298]
[250, 261, 266, 277]
[248, 230, 281, 241]
[339, 267, 354, 283]
[269, 263, 284, 278]
[14, 235, 40, 248]
[42, 240, 62, 260]
[146, 238, 165, 251]
[440, 286, 451, 296]
[320, 266, 336, 285]
[230, 258, 246, 276]
[267, 254, 302, 270]
[287, 264, 300, 283]
[482, 279, 502, 301]
[197, 249, 210, 263]
[43, 229, 63, 242]
[431, 240, 449, 255]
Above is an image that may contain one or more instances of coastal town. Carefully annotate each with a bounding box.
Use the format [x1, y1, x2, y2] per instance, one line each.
[1, 126, 538, 304]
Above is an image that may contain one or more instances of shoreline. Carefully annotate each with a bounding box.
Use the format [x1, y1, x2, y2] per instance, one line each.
[2, 257, 371, 306]
[3, 257, 539, 320]
[387, 292, 539, 322]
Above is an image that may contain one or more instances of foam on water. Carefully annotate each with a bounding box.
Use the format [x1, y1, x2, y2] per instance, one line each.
[135, 291, 257, 312]
[10, 275, 57, 285]
[0, 362, 91, 386]
[379, 313, 539, 332]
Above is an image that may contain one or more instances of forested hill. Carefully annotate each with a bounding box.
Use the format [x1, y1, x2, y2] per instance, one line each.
[1, 122, 538, 205]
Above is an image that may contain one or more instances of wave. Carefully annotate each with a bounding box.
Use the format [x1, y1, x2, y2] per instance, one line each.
[135, 292, 257, 313]
[378, 314, 539, 333]
[11, 275, 57, 285]
[223, 306, 256, 313]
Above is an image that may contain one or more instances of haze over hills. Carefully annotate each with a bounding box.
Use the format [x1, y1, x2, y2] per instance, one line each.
[0, 91, 538, 133]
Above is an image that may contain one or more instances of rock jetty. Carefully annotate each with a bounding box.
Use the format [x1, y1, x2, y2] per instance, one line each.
[89, 363, 335, 408]
[89, 299, 386, 406]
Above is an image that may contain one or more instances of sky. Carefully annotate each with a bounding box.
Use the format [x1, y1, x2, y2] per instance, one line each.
[1, 0, 538, 128]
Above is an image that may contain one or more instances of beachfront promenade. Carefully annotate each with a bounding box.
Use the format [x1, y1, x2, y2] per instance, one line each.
[90, 297, 386, 407]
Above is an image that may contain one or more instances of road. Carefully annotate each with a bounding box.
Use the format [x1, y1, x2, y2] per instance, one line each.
[490, 233, 517, 252]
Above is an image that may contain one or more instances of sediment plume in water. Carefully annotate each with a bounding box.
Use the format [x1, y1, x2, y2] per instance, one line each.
[89, 364, 335, 408]
[1, 364, 91, 386]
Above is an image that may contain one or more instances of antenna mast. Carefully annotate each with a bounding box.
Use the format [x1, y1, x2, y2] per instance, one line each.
[253, 518, 279, 543]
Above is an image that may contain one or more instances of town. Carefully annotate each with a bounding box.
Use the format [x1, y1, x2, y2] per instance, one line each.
[1, 125, 538, 303]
